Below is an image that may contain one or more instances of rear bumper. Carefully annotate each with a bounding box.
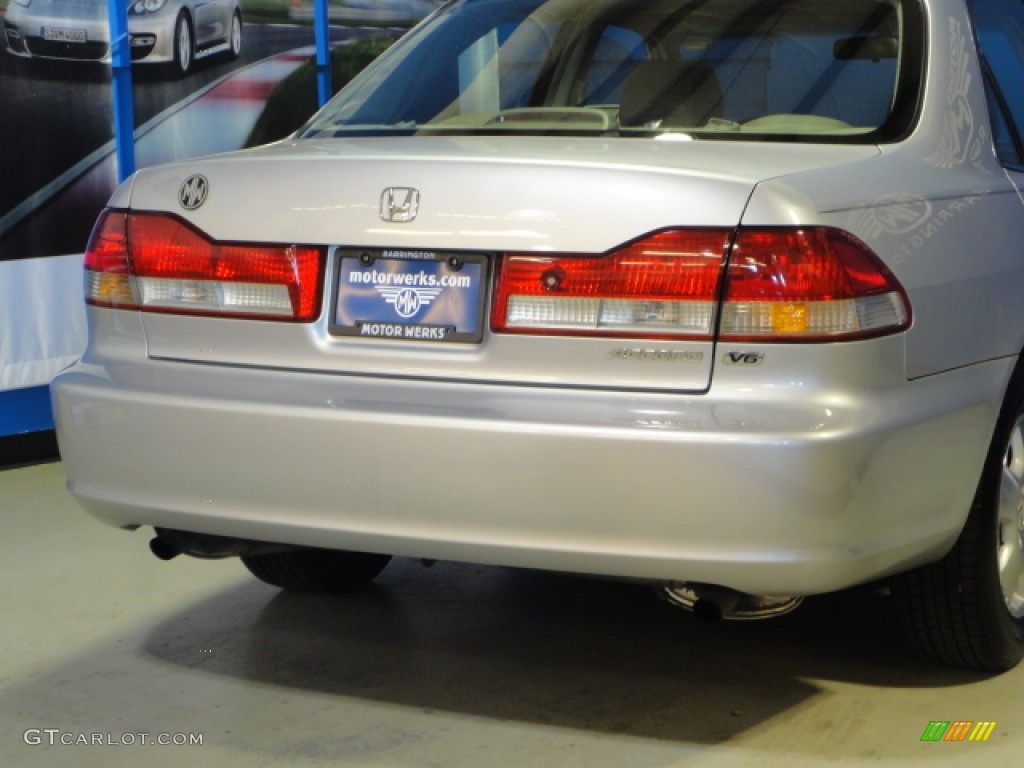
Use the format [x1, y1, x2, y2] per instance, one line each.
[52, 350, 1009, 595]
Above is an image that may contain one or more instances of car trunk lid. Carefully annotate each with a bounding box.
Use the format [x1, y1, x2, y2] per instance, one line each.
[127, 136, 878, 392]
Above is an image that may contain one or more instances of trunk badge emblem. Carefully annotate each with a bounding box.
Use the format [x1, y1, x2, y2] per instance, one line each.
[380, 188, 420, 222]
[179, 175, 209, 211]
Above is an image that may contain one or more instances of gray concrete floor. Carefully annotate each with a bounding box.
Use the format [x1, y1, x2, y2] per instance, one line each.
[1, 462, 1021, 767]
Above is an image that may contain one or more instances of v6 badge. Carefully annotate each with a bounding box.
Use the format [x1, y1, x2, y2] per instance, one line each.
[724, 351, 764, 365]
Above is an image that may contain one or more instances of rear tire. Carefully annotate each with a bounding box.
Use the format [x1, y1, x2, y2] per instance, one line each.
[242, 548, 391, 593]
[893, 369, 1024, 670]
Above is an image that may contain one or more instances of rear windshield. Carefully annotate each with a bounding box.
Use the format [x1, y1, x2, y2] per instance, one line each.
[301, 0, 924, 142]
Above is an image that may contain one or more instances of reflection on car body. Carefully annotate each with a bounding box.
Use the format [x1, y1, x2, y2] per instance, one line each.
[3, 0, 241, 75]
[52, 0, 1024, 671]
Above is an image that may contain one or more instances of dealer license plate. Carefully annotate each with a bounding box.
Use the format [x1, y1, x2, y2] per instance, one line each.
[43, 27, 87, 43]
[330, 249, 488, 343]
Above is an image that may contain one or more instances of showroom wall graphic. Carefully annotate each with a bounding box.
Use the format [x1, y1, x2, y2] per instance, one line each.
[0, 0, 429, 447]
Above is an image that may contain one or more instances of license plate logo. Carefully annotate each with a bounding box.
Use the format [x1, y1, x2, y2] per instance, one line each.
[331, 250, 487, 343]
[377, 285, 443, 318]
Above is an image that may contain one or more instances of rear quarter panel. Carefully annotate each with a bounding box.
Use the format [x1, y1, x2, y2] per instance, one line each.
[743, 0, 1024, 379]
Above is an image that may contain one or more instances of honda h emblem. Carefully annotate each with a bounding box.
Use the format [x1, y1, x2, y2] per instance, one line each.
[380, 187, 420, 222]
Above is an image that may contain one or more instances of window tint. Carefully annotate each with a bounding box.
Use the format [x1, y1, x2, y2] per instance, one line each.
[302, 0, 922, 143]
[682, 33, 897, 126]
[584, 26, 647, 104]
[457, 21, 562, 112]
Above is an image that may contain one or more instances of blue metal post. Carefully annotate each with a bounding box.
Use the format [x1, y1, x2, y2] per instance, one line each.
[108, 0, 136, 180]
[313, 0, 332, 107]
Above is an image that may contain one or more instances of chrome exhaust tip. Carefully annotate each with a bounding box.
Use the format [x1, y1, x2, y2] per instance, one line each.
[148, 529, 293, 561]
[662, 582, 803, 621]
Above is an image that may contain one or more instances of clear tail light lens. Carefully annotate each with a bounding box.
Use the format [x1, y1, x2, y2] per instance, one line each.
[491, 230, 732, 339]
[84, 210, 325, 322]
[492, 226, 909, 342]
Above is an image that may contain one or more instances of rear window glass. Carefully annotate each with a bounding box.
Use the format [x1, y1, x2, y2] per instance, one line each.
[302, 0, 923, 143]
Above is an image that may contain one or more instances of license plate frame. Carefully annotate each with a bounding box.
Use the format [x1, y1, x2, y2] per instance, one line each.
[329, 248, 489, 343]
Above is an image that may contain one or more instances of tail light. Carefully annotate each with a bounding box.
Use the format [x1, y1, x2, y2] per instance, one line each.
[492, 230, 732, 339]
[720, 227, 909, 340]
[492, 227, 909, 341]
[84, 210, 325, 322]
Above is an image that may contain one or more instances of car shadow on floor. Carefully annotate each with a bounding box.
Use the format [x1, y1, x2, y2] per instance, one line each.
[138, 558, 987, 746]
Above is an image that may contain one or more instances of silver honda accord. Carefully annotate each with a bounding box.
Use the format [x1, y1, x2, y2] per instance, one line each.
[52, 0, 1024, 670]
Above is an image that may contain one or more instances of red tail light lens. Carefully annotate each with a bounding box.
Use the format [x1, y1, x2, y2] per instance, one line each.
[83, 210, 136, 309]
[84, 210, 325, 322]
[720, 227, 910, 340]
[492, 230, 732, 339]
[492, 226, 909, 342]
